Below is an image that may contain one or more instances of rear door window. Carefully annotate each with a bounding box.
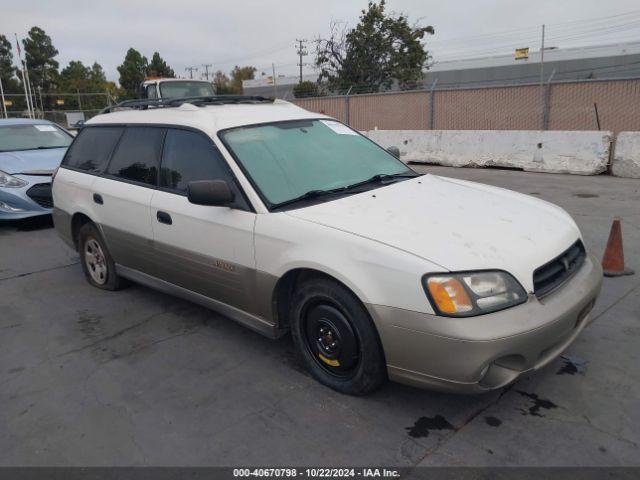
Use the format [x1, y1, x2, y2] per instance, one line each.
[62, 126, 123, 173]
[106, 127, 165, 186]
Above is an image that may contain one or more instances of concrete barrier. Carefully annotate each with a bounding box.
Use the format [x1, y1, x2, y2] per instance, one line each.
[366, 130, 613, 176]
[612, 132, 640, 179]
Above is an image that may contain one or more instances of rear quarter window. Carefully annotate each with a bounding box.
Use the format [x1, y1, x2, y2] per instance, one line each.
[62, 126, 124, 173]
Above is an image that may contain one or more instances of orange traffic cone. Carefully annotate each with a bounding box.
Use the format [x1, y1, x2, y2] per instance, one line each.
[602, 217, 634, 277]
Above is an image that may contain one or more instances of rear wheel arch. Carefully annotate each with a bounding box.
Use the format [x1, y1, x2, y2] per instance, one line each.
[71, 212, 94, 250]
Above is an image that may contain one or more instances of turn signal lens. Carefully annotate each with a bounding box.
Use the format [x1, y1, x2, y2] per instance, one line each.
[423, 271, 527, 317]
[426, 277, 473, 314]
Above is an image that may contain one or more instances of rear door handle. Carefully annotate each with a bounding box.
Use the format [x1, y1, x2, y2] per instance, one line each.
[156, 211, 172, 225]
[93, 193, 103, 205]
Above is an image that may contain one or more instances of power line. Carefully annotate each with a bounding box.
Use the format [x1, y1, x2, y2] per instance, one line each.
[430, 10, 640, 62]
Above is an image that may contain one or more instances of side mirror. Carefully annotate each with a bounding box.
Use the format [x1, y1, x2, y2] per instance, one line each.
[387, 146, 400, 159]
[187, 180, 235, 206]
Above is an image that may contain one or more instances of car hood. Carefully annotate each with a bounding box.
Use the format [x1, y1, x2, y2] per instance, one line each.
[286, 174, 581, 292]
[0, 148, 67, 175]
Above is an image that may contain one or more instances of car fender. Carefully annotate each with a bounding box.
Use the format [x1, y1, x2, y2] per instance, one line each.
[255, 212, 446, 314]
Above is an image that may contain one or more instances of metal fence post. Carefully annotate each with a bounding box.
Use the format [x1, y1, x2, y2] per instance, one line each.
[542, 69, 555, 130]
[344, 86, 352, 125]
[428, 78, 438, 129]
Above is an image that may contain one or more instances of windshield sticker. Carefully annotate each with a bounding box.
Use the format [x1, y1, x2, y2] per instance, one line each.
[320, 120, 358, 135]
[34, 125, 57, 132]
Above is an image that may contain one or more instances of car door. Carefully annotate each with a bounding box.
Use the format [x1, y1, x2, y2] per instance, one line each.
[150, 127, 258, 313]
[91, 126, 165, 275]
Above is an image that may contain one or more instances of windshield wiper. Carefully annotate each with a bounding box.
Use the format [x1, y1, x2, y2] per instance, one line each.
[270, 187, 348, 210]
[344, 172, 420, 190]
[270, 172, 421, 211]
[36, 145, 67, 149]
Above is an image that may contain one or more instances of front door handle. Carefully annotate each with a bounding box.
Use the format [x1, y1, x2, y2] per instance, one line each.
[156, 211, 172, 225]
[93, 193, 103, 205]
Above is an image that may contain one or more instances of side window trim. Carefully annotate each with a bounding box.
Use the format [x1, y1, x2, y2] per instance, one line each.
[61, 122, 256, 213]
[99, 126, 126, 174]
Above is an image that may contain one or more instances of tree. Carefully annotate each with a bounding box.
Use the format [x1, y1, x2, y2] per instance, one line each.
[0, 34, 19, 93]
[315, 1, 434, 93]
[89, 62, 107, 86]
[293, 80, 320, 98]
[213, 70, 234, 94]
[58, 61, 90, 92]
[117, 48, 148, 99]
[147, 52, 175, 78]
[58, 60, 112, 109]
[22, 26, 59, 93]
[230, 65, 256, 94]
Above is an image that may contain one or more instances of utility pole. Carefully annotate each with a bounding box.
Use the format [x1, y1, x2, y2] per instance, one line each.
[185, 66, 198, 79]
[296, 39, 308, 83]
[201, 64, 212, 81]
[272, 62, 277, 98]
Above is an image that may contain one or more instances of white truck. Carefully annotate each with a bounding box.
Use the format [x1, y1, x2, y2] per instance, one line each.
[140, 78, 215, 100]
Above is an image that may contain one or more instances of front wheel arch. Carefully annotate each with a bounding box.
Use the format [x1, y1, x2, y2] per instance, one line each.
[273, 268, 369, 330]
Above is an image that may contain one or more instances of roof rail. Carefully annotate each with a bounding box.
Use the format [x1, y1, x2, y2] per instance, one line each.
[100, 95, 274, 114]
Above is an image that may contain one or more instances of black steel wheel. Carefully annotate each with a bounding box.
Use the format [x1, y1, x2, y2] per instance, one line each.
[303, 302, 360, 378]
[290, 276, 387, 395]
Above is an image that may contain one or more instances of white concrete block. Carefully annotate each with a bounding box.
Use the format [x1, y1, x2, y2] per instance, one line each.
[612, 132, 640, 179]
[367, 130, 612, 176]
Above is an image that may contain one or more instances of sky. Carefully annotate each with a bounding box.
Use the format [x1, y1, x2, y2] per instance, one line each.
[1, 0, 639, 84]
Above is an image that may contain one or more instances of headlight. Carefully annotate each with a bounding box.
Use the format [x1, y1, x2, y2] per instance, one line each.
[423, 271, 527, 317]
[0, 170, 27, 188]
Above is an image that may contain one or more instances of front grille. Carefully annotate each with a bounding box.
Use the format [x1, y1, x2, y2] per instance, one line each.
[533, 240, 586, 298]
[26, 183, 53, 209]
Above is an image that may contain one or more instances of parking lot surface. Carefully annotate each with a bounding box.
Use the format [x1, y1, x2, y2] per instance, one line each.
[1, 166, 639, 467]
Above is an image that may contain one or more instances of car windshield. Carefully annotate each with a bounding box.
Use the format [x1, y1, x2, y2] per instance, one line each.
[0, 124, 72, 152]
[159, 81, 215, 98]
[220, 119, 413, 207]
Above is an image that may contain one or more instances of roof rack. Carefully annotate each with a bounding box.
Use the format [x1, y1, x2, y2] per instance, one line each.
[100, 95, 274, 114]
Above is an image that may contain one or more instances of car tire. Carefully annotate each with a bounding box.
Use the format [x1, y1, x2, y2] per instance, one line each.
[78, 222, 128, 291]
[290, 277, 387, 395]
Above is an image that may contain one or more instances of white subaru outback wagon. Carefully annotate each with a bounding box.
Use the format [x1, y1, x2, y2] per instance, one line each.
[52, 96, 602, 395]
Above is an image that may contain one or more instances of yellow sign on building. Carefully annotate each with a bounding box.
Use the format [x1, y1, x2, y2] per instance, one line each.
[3, 100, 12, 107]
[515, 47, 529, 60]
[56, 99, 65, 106]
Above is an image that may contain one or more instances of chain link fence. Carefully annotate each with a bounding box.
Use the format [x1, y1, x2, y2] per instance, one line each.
[2, 92, 112, 128]
[292, 77, 640, 135]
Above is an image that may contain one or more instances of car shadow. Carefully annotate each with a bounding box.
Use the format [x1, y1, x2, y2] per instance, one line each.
[0, 214, 54, 232]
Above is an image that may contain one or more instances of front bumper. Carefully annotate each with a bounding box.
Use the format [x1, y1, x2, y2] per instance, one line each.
[0, 174, 53, 220]
[367, 253, 603, 393]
